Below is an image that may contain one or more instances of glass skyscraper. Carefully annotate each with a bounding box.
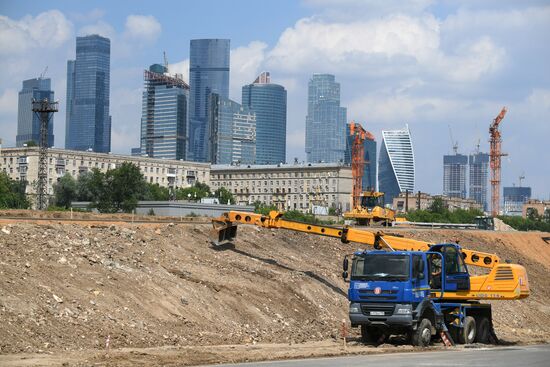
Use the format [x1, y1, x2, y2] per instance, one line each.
[209, 93, 256, 165]
[16, 77, 54, 147]
[378, 126, 415, 206]
[305, 74, 347, 163]
[188, 39, 230, 162]
[140, 64, 189, 160]
[443, 153, 468, 199]
[469, 152, 489, 211]
[242, 72, 287, 164]
[65, 34, 111, 153]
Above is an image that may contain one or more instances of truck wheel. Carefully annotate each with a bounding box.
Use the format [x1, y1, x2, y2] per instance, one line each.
[458, 316, 476, 344]
[361, 325, 384, 344]
[475, 317, 490, 344]
[411, 318, 432, 347]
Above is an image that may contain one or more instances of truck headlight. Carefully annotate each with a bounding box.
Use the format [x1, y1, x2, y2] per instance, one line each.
[395, 305, 412, 314]
[349, 303, 361, 313]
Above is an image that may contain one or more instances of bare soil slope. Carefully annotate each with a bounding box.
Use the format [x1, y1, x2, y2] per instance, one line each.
[0, 219, 549, 358]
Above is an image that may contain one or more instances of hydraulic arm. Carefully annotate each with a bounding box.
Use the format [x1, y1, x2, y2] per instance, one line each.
[212, 210, 529, 301]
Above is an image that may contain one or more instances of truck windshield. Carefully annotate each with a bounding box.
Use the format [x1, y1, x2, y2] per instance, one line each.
[352, 254, 410, 281]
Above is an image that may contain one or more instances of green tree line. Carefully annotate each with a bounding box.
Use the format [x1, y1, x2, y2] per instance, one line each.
[403, 197, 484, 224]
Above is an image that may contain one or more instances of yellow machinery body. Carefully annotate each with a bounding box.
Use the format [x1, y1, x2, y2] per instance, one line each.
[344, 191, 396, 225]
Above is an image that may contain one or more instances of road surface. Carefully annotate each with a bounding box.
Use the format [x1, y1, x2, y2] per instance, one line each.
[203, 344, 550, 367]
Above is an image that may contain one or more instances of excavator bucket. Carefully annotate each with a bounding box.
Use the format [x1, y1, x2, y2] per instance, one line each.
[210, 219, 238, 246]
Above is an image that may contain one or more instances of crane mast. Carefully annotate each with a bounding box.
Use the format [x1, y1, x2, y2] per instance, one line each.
[489, 107, 507, 217]
[349, 122, 366, 209]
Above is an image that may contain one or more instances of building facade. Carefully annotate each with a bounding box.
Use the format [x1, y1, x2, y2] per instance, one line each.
[211, 163, 352, 213]
[209, 94, 256, 165]
[65, 34, 111, 153]
[522, 200, 550, 219]
[241, 72, 287, 164]
[344, 123, 377, 191]
[469, 152, 489, 211]
[392, 192, 482, 214]
[443, 154, 468, 199]
[16, 78, 55, 147]
[0, 147, 209, 202]
[503, 186, 532, 216]
[305, 74, 347, 163]
[188, 39, 230, 162]
[140, 64, 189, 160]
[378, 126, 415, 206]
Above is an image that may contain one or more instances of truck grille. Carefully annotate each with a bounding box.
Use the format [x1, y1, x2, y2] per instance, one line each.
[361, 304, 395, 316]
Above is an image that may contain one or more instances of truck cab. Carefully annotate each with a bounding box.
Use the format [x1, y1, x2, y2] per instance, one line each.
[344, 244, 491, 346]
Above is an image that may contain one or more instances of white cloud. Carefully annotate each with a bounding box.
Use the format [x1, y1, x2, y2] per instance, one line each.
[78, 20, 116, 39]
[0, 10, 73, 55]
[169, 59, 189, 83]
[230, 41, 268, 99]
[0, 89, 18, 116]
[123, 15, 161, 42]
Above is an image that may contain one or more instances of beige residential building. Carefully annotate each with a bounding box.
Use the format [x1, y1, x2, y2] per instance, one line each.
[0, 147, 210, 199]
[522, 200, 550, 218]
[392, 192, 482, 213]
[211, 163, 352, 213]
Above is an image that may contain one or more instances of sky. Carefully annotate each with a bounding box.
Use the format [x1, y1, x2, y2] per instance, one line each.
[1, 0, 549, 199]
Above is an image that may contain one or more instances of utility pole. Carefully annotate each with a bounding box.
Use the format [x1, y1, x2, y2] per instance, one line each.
[32, 98, 58, 210]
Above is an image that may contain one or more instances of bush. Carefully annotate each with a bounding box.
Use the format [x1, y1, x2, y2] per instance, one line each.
[498, 215, 550, 232]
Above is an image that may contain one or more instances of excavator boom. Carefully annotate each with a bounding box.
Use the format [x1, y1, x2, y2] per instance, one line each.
[212, 210, 529, 301]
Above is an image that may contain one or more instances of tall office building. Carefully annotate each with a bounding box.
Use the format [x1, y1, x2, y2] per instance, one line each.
[242, 72, 287, 164]
[503, 186, 531, 216]
[443, 154, 468, 199]
[16, 77, 54, 147]
[65, 34, 111, 153]
[209, 94, 256, 165]
[140, 64, 189, 160]
[344, 123, 377, 191]
[469, 152, 489, 211]
[378, 126, 415, 206]
[188, 39, 230, 162]
[305, 74, 347, 163]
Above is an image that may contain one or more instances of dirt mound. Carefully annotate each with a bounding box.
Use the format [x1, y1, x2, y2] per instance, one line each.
[0, 220, 549, 357]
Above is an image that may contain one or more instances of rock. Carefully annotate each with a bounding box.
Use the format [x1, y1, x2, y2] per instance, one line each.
[155, 229, 162, 235]
[58, 256, 68, 264]
[53, 294, 63, 303]
[1, 227, 10, 235]
[25, 262, 31, 268]
[180, 297, 188, 305]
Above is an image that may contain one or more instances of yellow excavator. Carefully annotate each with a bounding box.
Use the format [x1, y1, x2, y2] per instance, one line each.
[211, 210, 529, 346]
[344, 191, 396, 226]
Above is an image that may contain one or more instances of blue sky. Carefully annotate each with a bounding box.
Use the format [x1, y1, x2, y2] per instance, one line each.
[1, 0, 549, 200]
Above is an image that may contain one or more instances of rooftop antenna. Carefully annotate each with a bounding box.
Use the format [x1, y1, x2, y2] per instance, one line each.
[40, 66, 48, 79]
[448, 125, 458, 154]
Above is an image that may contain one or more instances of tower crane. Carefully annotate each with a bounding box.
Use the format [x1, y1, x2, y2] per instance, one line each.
[489, 107, 507, 217]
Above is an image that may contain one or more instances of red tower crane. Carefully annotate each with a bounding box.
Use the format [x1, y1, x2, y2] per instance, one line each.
[349, 121, 366, 209]
[489, 107, 507, 217]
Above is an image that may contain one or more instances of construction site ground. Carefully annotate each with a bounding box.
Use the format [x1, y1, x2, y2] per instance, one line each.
[0, 210, 549, 366]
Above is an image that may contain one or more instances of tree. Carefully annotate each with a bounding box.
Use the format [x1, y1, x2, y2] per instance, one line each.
[0, 172, 30, 209]
[215, 187, 234, 204]
[23, 140, 37, 147]
[52, 174, 77, 208]
[143, 183, 170, 201]
[104, 162, 146, 213]
[429, 197, 445, 214]
[176, 182, 211, 201]
[526, 208, 539, 221]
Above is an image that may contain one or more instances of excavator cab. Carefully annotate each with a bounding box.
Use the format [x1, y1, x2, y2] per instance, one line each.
[360, 192, 384, 210]
[429, 244, 470, 292]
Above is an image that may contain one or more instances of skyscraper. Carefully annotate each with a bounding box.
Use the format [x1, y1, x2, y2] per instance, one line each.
[188, 39, 230, 162]
[65, 34, 111, 153]
[242, 72, 287, 164]
[16, 77, 54, 147]
[378, 126, 415, 206]
[305, 74, 347, 163]
[344, 123, 377, 191]
[503, 186, 531, 216]
[209, 94, 256, 165]
[469, 152, 489, 211]
[140, 64, 189, 160]
[443, 154, 468, 198]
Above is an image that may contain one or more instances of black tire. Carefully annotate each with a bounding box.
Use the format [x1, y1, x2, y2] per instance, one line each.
[476, 317, 491, 344]
[412, 318, 432, 347]
[458, 316, 476, 344]
[361, 325, 385, 344]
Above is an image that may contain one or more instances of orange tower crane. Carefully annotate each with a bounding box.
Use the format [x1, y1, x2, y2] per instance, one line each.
[489, 107, 507, 217]
[349, 122, 367, 209]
